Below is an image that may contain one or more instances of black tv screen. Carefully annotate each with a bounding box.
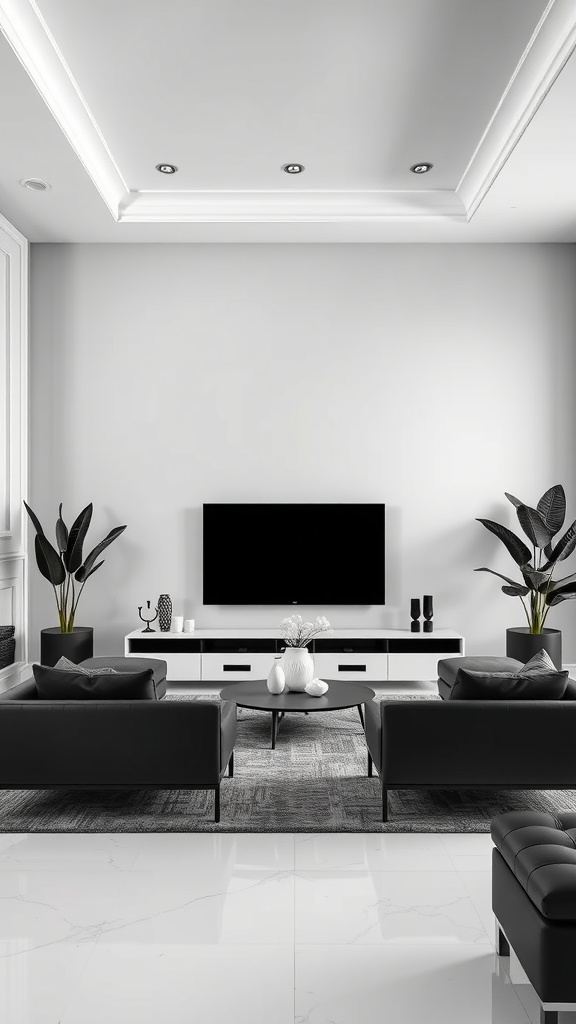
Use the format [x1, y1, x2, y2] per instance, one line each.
[202, 503, 385, 605]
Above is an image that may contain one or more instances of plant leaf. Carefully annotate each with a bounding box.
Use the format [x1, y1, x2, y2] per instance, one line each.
[75, 559, 104, 583]
[547, 581, 576, 605]
[35, 534, 66, 585]
[78, 525, 127, 578]
[476, 519, 532, 567]
[521, 569, 550, 590]
[55, 503, 68, 554]
[502, 585, 530, 597]
[504, 492, 523, 508]
[516, 505, 553, 549]
[548, 571, 576, 592]
[474, 567, 530, 589]
[64, 504, 93, 573]
[542, 518, 576, 567]
[537, 484, 566, 535]
[23, 501, 45, 537]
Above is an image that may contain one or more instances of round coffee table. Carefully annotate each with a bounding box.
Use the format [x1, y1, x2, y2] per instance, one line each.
[220, 679, 375, 749]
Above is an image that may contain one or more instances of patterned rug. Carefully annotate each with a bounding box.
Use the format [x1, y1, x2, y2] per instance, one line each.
[0, 694, 574, 833]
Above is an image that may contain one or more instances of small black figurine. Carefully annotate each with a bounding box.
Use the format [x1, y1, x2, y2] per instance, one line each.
[423, 595, 434, 632]
[138, 600, 158, 632]
[410, 598, 421, 632]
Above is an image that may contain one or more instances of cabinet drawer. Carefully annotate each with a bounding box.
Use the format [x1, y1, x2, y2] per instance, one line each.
[387, 653, 458, 682]
[201, 652, 275, 682]
[145, 653, 201, 682]
[313, 653, 388, 683]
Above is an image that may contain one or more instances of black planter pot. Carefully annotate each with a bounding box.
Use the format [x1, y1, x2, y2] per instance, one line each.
[505, 627, 562, 670]
[40, 627, 94, 667]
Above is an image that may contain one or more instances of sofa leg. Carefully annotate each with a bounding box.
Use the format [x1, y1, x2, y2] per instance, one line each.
[382, 787, 388, 823]
[540, 1010, 558, 1024]
[368, 753, 373, 778]
[496, 924, 510, 957]
[228, 751, 234, 778]
[214, 785, 220, 824]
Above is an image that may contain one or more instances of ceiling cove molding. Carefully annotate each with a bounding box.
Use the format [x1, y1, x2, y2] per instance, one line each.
[0, 0, 126, 218]
[118, 190, 466, 223]
[457, 0, 576, 218]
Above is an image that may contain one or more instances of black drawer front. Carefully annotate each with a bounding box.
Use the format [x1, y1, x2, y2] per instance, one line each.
[338, 664, 367, 672]
[128, 638, 202, 654]
[223, 664, 251, 671]
[202, 639, 277, 654]
[313, 639, 387, 654]
[387, 638, 462, 653]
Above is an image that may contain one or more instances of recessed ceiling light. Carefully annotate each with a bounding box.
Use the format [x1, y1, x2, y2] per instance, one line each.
[410, 163, 433, 174]
[155, 163, 178, 174]
[20, 177, 51, 191]
[282, 163, 304, 174]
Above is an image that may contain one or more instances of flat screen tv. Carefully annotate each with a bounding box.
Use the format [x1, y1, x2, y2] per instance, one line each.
[202, 503, 385, 605]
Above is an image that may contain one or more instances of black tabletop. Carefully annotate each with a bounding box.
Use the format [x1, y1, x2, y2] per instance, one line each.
[220, 679, 375, 713]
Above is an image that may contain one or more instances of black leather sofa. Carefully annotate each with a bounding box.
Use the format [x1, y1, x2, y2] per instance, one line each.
[0, 659, 237, 822]
[364, 655, 576, 822]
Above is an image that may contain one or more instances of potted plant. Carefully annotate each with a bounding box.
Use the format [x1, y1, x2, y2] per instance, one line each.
[24, 501, 126, 665]
[475, 484, 576, 668]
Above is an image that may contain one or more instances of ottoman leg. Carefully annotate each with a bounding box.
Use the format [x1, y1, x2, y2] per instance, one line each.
[496, 923, 510, 957]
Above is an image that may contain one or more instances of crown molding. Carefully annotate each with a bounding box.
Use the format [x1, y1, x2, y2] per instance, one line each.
[118, 189, 466, 223]
[0, 0, 126, 217]
[1, 0, 575, 225]
[457, 0, 576, 218]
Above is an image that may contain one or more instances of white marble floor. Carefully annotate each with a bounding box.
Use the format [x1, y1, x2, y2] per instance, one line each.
[0, 829, 571, 1024]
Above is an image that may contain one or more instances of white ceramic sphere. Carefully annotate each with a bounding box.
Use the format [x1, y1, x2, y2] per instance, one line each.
[305, 678, 329, 697]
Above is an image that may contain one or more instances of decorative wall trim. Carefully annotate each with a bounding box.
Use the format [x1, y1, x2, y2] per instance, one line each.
[457, 0, 576, 218]
[0, 0, 574, 224]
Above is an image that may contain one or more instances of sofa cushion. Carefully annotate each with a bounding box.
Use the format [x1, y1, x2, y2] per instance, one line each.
[80, 657, 168, 699]
[492, 811, 576, 920]
[438, 656, 523, 690]
[33, 664, 157, 700]
[520, 649, 557, 674]
[450, 667, 568, 701]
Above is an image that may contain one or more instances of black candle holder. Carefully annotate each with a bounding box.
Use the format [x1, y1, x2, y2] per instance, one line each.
[410, 598, 421, 632]
[423, 594, 434, 632]
[138, 600, 158, 632]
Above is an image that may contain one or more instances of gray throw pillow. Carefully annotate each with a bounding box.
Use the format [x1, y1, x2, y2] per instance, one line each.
[450, 667, 568, 701]
[520, 649, 557, 674]
[54, 656, 119, 676]
[33, 664, 157, 700]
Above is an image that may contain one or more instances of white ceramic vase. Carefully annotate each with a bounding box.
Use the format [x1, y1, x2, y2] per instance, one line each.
[281, 646, 314, 691]
[267, 661, 286, 694]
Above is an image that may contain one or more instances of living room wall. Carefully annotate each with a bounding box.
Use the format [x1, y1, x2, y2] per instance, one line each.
[29, 243, 576, 661]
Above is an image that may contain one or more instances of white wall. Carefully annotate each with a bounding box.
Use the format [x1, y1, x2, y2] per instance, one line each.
[29, 243, 576, 660]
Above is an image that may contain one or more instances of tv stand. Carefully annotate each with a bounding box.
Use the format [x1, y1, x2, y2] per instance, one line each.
[124, 628, 465, 683]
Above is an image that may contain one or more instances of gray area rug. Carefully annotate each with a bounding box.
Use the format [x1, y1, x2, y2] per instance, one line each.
[0, 694, 574, 833]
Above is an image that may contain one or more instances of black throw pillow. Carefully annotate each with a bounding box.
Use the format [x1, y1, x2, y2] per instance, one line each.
[33, 664, 157, 700]
[450, 668, 568, 701]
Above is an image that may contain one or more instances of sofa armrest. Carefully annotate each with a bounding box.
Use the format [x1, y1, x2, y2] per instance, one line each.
[363, 699, 382, 773]
[220, 699, 237, 774]
[0, 677, 36, 700]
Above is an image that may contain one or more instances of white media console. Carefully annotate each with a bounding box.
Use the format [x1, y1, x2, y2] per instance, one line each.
[124, 628, 465, 683]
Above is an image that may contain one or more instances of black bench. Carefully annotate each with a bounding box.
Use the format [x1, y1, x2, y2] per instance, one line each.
[492, 810, 576, 1024]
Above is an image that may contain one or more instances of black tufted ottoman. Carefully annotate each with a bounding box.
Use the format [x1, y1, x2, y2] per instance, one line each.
[492, 810, 576, 1023]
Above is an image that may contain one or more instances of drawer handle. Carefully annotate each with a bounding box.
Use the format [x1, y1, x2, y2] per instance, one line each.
[343, 647, 353, 653]
[338, 664, 366, 672]
[224, 664, 251, 671]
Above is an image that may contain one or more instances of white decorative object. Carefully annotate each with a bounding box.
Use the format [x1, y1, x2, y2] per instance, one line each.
[171, 615, 183, 632]
[267, 660, 286, 694]
[183, 619, 195, 633]
[305, 678, 329, 697]
[281, 646, 315, 691]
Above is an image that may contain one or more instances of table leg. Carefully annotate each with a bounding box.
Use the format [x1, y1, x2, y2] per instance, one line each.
[357, 704, 365, 729]
[271, 710, 279, 749]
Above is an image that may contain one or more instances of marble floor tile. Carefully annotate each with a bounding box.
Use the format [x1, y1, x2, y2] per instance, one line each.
[295, 832, 449, 871]
[59, 943, 295, 1024]
[0, 940, 98, 1024]
[294, 944, 531, 1024]
[440, 833, 495, 857]
[131, 831, 295, 872]
[295, 870, 492, 945]
[457, 870, 498, 948]
[0, 833, 145, 872]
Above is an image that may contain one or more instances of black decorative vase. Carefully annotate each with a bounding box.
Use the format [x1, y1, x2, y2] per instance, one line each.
[423, 594, 434, 633]
[505, 627, 562, 671]
[410, 598, 421, 633]
[157, 594, 172, 633]
[40, 627, 94, 667]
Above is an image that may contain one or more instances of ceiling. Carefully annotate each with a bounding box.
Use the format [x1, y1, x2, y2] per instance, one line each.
[0, 0, 575, 242]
